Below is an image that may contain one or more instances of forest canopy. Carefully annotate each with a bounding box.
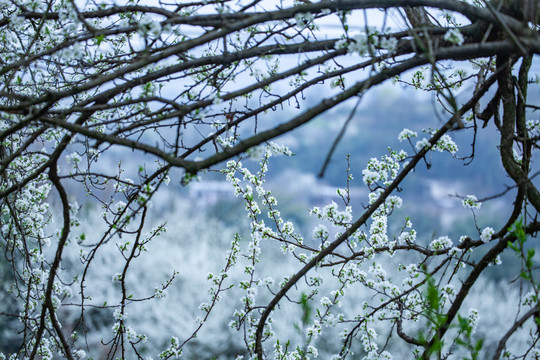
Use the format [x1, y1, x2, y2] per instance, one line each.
[1, 0, 540, 359]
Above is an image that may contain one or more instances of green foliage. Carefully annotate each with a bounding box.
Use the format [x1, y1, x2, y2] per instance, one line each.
[415, 272, 447, 359]
[414, 274, 485, 359]
[454, 314, 483, 360]
[299, 292, 313, 330]
[95, 34, 105, 45]
[507, 219, 536, 280]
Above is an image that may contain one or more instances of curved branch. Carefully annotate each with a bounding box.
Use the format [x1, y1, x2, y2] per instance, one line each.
[493, 306, 539, 360]
[29, 161, 74, 360]
[422, 222, 540, 359]
[498, 54, 540, 212]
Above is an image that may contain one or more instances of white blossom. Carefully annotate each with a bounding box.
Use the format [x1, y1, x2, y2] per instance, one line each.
[113, 309, 126, 320]
[480, 227, 494, 243]
[462, 195, 482, 209]
[115, 200, 127, 212]
[429, 236, 453, 251]
[398, 128, 418, 141]
[398, 230, 416, 244]
[434, 134, 458, 155]
[468, 308, 479, 333]
[444, 28, 464, 46]
[66, 152, 82, 165]
[295, 12, 315, 28]
[73, 350, 86, 359]
[138, 14, 162, 38]
[313, 224, 329, 240]
[415, 137, 430, 151]
[380, 37, 398, 53]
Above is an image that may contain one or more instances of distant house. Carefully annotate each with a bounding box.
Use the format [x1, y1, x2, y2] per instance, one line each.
[189, 180, 366, 208]
[189, 181, 236, 206]
[308, 184, 343, 206]
[308, 184, 366, 207]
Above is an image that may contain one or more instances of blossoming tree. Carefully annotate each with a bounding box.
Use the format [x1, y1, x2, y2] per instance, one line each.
[1, 0, 540, 359]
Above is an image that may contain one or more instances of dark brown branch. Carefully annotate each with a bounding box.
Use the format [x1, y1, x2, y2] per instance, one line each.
[29, 160, 74, 360]
[493, 306, 540, 360]
[498, 54, 540, 212]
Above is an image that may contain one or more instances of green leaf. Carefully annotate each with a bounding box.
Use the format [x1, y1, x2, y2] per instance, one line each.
[428, 335, 443, 354]
[95, 34, 105, 45]
[457, 314, 469, 331]
[426, 279, 440, 311]
[475, 339, 484, 351]
[507, 241, 519, 252]
[299, 292, 312, 326]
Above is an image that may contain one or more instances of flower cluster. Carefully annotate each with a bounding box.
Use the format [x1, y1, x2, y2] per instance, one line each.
[462, 195, 482, 210]
[295, 12, 315, 29]
[336, 29, 398, 56]
[429, 236, 453, 251]
[444, 28, 464, 46]
[415, 133, 458, 155]
[362, 149, 406, 188]
[480, 227, 494, 243]
[398, 128, 418, 142]
[159, 337, 182, 359]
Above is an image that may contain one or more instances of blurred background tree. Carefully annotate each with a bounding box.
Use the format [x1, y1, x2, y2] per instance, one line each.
[1, 0, 540, 359]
